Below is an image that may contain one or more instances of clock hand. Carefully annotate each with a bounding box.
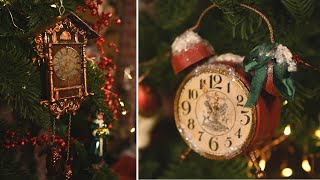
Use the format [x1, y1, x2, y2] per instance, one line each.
[212, 92, 220, 121]
[202, 83, 220, 121]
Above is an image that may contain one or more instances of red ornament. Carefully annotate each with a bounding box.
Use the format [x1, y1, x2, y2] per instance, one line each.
[138, 83, 161, 117]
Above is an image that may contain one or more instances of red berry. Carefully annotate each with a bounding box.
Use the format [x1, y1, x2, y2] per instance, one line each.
[115, 18, 121, 24]
[107, 13, 113, 18]
[91, 10, 97, 16]
[97, 0, 103, 4]
[104, 20, 109, 26]
[82, 8, 87, 12]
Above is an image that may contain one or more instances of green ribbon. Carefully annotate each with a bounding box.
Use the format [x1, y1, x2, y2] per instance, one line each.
[243, 43, 295, 107]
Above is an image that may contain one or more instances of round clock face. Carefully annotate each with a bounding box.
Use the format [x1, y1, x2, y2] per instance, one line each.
[174, 64, 256, 160]
[53, 47, 81, 81]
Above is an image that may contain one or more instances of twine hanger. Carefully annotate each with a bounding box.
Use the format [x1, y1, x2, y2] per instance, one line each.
[188, 3, 275, 43]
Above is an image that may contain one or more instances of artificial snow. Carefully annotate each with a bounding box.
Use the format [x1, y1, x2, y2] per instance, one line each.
[274, 44, 297, 72]
[209, 53, 244, 64]
[171, 30, 202, 54]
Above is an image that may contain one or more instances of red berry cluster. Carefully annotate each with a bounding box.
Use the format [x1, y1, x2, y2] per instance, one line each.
[76, 0, 122, 122]
[1, 129, 73, 157]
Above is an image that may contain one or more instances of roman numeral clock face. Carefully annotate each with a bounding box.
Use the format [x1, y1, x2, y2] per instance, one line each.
[174, 65, 257, 160]
[53, 46, 81, 81]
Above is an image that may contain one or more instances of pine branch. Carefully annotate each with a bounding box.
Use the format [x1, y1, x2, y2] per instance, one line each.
[281, 0, 315, 19]
[0, 45, 51, 129]
[153, 0, 199, 30]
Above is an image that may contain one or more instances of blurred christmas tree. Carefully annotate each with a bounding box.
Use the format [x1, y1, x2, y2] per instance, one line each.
[0, 0, 135, 179]
[139, 0, 320, 178]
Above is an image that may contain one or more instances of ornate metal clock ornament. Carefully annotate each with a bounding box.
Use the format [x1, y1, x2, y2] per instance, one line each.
[34, 11, 99, 179]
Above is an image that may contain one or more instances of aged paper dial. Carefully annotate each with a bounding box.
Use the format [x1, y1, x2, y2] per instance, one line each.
[53, 46, 81, 81]
[174, 65, 256, 160]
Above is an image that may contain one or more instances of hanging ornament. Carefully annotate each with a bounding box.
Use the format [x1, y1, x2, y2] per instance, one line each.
[90, 112, 110, 164]
[138, 83, 161, 117]
[171, 30, 215, 74]
[171, 3, 289, 179]
[33, 0, 100, 178]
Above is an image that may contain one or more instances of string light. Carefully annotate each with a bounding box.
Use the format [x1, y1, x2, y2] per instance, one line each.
[124, 67, 133, 80]
[282, 100, 288, 106]
[51, 4, 57, 8]
[119, 98, 125, 107]
[122, 110, 127, 115]
[302, 159, 311, 172]
[314, 128, 320, 139]
[284, 125, 291, 136]
[281, 168, 293, 177]
[259, 159, 266, 171]
[130, 128, 135, 133]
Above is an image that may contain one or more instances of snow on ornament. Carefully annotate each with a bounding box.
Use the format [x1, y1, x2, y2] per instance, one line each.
[209, 53, 245, 66]
[274, 44, 297, 72]
[171, 30, 214, 74]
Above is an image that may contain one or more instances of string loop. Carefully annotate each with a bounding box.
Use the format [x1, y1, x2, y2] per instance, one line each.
[190, 3, 275, 43]
[59, 0, 65, 15]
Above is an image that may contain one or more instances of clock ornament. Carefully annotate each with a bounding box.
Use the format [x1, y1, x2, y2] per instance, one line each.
[34, 12, 99, 119]
[33, 12, 100, 179]
[172, 3, 296, 178]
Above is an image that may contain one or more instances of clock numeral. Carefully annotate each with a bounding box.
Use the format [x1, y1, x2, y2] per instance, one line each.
[235, 128, 242, 138]
[209, 137, 219, 151]
[187, 118, 195, 130]
[240, 110, 250, 125]
[188, 89, 198, 99]
[210, 75, 222, 89]
[224, 137, 232, 148]
[200, 75, 222, 90]
[200, 79, 206, 89]
[227, 82, 231, 93]
[237, 95, 244, 106]
[198, 131, 204, 141]
[181, 101, 191, 115]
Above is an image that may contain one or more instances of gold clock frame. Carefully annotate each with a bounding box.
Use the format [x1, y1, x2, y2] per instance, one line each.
[174, 63, 257, 160]
[34, 12, 99, 119]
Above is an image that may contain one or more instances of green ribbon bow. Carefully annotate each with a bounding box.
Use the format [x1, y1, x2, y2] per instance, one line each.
[243, 43, 295, 107]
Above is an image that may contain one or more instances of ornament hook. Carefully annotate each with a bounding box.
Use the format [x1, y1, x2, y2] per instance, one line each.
[59, 0, 65, 15]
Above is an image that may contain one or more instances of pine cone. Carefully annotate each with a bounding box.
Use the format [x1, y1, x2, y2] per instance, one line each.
[65, 163, 73, 180]
[46, 146, 62, 175]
